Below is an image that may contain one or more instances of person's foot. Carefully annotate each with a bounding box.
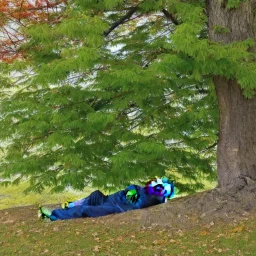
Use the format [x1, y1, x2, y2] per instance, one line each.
[38, 205, 53, 219]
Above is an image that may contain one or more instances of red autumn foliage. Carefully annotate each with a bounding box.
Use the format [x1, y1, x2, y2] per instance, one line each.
[0, 0, 67, 63]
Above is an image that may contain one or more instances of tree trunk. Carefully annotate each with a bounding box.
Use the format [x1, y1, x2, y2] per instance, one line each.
[206, 0, 256, 188]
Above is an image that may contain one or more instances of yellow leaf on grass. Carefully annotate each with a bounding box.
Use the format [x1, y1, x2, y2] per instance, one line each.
[200, 230, 208, 236]
[233, 225, 245, 233]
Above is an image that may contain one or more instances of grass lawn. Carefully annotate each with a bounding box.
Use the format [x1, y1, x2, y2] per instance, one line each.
[0, 205, 255, 256]
[1, 181, 255, 255]
[0, 182, 95, 210]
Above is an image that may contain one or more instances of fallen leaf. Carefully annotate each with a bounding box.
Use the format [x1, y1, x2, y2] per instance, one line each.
[93, 245, 100, 252]
[233, 225, 245, 233]
[94, 237, 100, 242]
[200, 230, 208, 236]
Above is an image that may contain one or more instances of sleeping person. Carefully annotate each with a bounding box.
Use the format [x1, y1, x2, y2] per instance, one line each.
[39, 177, 175, 221]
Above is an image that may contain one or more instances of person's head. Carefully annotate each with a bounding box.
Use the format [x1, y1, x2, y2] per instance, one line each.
[145, 177, 175, 199]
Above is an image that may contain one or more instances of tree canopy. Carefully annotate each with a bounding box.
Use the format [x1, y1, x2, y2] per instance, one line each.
[1, 0, 254, 193]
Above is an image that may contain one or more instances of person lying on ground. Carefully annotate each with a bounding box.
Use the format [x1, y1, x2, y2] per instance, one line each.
[39, 177, 175, 221]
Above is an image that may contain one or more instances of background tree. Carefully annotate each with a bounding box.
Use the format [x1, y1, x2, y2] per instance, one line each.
[0, 0, 67, 62]
[2, 0, 254, 194]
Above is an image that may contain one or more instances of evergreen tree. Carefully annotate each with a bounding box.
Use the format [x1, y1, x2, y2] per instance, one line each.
[1, 0, 254, 193]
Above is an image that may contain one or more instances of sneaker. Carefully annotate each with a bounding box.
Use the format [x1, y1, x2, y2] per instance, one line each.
[61, 201, 70, 209]
[38, 205, 53, 219]
[61, 201, 75, 209]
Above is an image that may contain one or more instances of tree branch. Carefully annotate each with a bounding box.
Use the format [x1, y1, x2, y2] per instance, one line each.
[104, 6, 138, 37]
[162, 8, 179, 25]
[200, 141, 218, 153]
[206, 142, 218, 150]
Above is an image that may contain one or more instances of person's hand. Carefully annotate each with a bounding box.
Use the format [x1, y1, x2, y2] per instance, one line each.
[126, 189, 139, 203]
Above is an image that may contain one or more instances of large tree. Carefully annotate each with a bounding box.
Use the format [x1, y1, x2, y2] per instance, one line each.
[0, 0, 255, 193]
[207, 0, 256, 188]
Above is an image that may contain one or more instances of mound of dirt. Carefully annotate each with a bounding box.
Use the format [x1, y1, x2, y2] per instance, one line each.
[103, 177, 256, 230]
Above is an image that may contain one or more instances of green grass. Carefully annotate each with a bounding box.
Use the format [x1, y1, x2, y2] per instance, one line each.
[0, 182, 95, 210]
[0, 206, 255, 256]
[0, 182, 255, 255]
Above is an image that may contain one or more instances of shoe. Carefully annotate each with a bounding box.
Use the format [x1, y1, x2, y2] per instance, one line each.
[61, 201, 70, 209]
[38, 205, 53, 219]
[61, 201, 75, 209]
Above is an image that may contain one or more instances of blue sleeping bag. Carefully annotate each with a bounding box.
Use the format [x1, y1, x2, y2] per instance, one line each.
[50, 185, 166, 221]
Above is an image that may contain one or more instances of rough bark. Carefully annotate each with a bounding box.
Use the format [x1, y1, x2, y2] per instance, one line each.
[206, 0, 256, 188]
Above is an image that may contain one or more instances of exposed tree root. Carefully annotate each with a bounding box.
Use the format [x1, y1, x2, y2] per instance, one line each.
[103, 177, 256, 231]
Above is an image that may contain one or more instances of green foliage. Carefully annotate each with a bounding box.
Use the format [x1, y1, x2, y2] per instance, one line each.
[0, 0, 233, 194]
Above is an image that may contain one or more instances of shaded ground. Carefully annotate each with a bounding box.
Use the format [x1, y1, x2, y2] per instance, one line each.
[0, 180, 256, 255]
[133, 178, 256, 230]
